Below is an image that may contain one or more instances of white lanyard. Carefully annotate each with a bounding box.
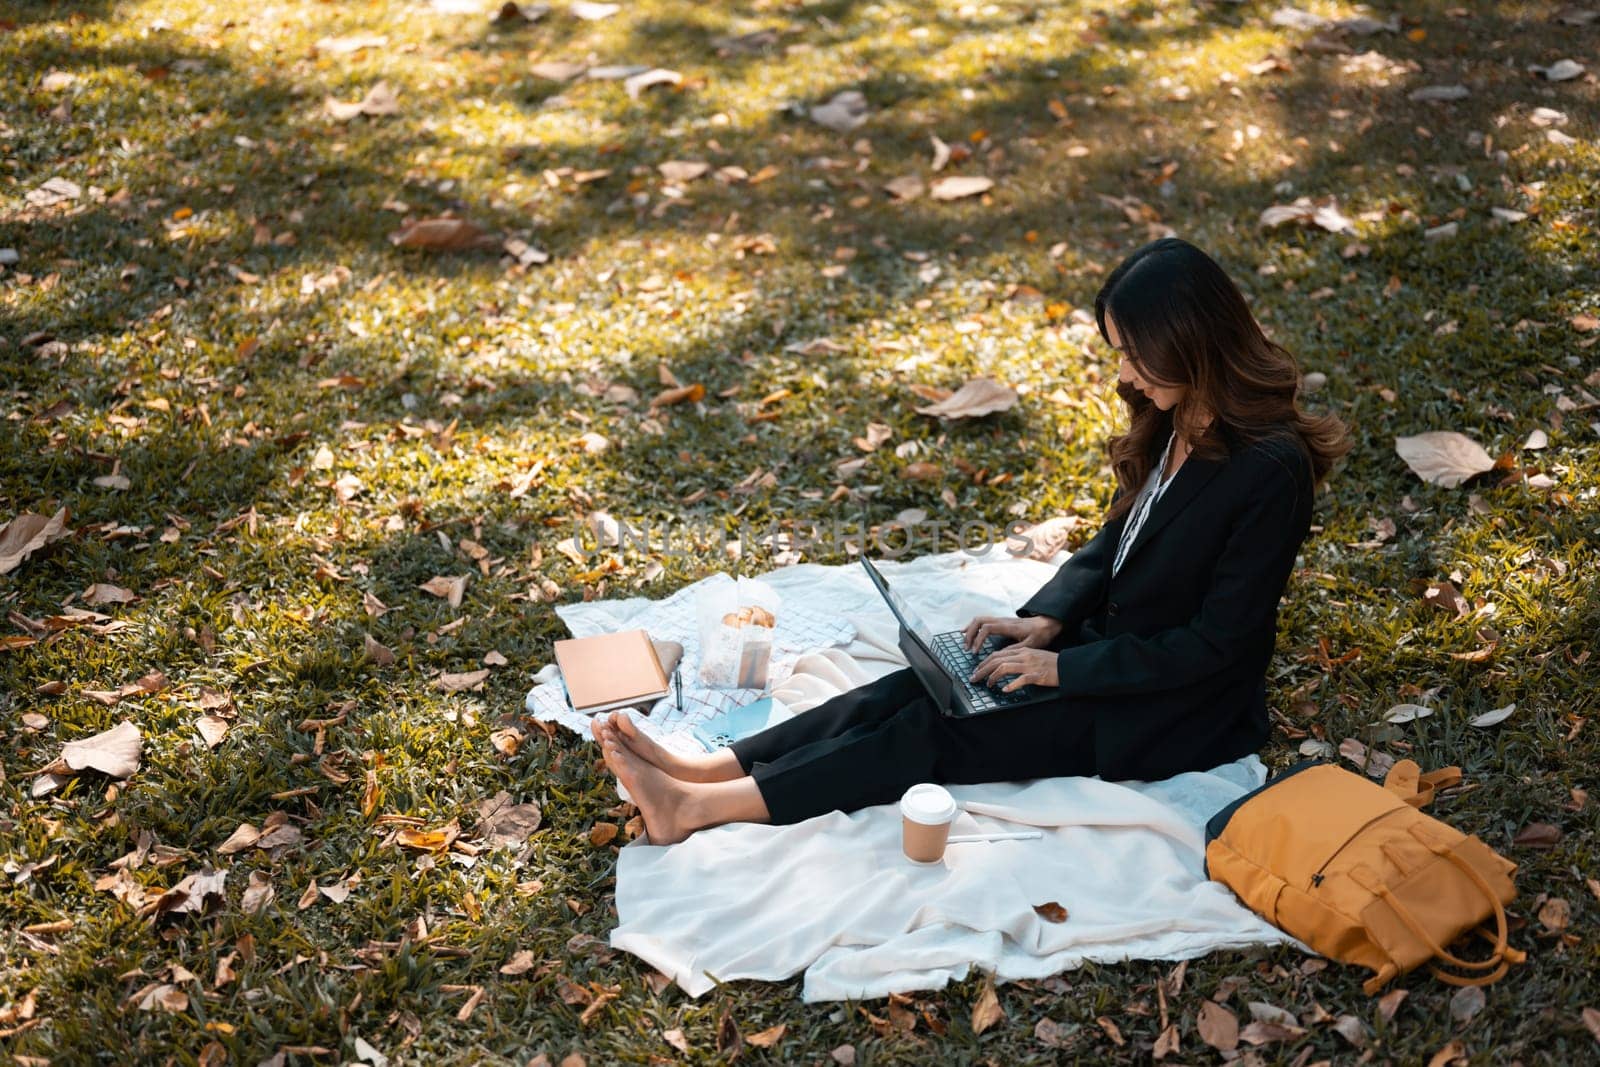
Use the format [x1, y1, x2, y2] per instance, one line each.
[1113, 431, 1178, 576]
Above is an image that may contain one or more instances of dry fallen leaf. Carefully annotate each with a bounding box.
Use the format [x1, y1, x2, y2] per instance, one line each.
[39, 720, 143, 786]
[573, 430, 610, 454]
[716, 1005, 743, 1057]
[81, 583, 137, 606]
[929, 175, 995, 201]
[531, 60, 587, 81]
[325, 81, 401, 121]
[1198, 1000, 1239, 1051]
[1238, 1020, 1306, 1045]
[1427, 1039, 1468, 1067]
[330, 473, 364, 506]
[391, 217, 499, 252]
[1532, 58, 1585, 81]
[1338, 737, 1394, 778]
[1468, 702, 1516, 727]
[420, 574, 468, 609]
[154, 866, 228, 919]
[746, 1023, 786, 1048]
[784, 336, 847, 356]
[1034, 1017, 1071, 1048]
[364, 633, 396, 667]
[1332, 1014, 1368, 1048]
[1247, 1002, 1298, 1028]
[913, 377, 1018, 419]
[1153, 1022, 1180, 1060]
[1449, 984, 1486, 1023]
[883, 175, 925, 201]
[1032, 901, 1069, 923]
[241, 871, 275, 915]
[491, 727, 523, 757]
[131, 983, 189, 1013]
[1259, 196, 1355, 233]
[492, 1, 549, 24]
[435, 669, 490, 693]
[256, 813, 303, 851]
[624, 68, 681, 99]
[1422, 580, 1470, 618]
[500, 949, 537, 976]
[588, 822, 619, 847]
[1538, 896, 1570, 932]
[1376, 987, 1408, 1022]
[195, 715, 230, 748]
[477, 790, 543, 847]
[1383, 703, 1433, 724]
[651, 383, 705, 407]
[397, 821, 459, 851]
[216, 823, 263, 855]
[1394, 432, 1496, 488]
[1512, 822, 1561, 848]
[810, 89, 870, 132]
[971, 974, 1005, 1035]
[314, 32, 388, 55]
[857, 422, 896, 451]
[1007, 515, 1081, 561]
[0, 507, 71, 575]
[1408, 84, 1470, 102]
[657, 160, 709, 183]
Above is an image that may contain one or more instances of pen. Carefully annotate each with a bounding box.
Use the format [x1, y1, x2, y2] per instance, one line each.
[947, 831, 1044, 843]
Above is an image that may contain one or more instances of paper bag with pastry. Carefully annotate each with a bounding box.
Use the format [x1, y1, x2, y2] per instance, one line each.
[694, 574, 780, 689]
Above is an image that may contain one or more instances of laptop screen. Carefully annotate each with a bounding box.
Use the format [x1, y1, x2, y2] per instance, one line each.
[859, 558, 938, 649]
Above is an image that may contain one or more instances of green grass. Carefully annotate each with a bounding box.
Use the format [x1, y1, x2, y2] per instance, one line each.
[2, 0, 1598, 1063]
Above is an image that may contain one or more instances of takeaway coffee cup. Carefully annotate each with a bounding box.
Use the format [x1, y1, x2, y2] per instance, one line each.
[900, 783, 958, 864]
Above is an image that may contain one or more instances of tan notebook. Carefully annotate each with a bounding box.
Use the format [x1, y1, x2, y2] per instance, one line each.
[554, 629, 673, 714]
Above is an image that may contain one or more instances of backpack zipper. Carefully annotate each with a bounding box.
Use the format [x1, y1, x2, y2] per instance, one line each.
[1307, 806, 1407, 890]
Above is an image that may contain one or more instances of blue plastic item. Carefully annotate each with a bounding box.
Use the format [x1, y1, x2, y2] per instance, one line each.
[691, 696, 786, 752]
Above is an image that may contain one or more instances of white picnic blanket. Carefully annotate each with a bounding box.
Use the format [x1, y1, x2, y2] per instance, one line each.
[532, 541, 1297, 1001]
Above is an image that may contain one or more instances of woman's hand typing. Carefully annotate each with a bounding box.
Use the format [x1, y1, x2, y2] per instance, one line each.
[961, 614, 1062, 652]
[960, 615, 1064, 692]
[968, 647, 1060, 691]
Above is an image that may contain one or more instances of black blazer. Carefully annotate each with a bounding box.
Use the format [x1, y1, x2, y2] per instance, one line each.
[1015, 424, 1316, 782]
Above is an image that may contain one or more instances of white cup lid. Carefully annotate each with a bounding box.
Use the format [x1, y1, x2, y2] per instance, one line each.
[900, 783, 957, 825]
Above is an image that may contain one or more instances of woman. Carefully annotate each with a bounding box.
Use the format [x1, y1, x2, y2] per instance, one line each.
[592, 237, 1351, 845]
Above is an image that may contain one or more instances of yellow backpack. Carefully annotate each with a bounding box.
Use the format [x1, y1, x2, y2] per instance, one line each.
[1204, 758, 1525, 993]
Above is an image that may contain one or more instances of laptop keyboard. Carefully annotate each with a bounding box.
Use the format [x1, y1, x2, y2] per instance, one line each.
[932, 632, 1047, 711]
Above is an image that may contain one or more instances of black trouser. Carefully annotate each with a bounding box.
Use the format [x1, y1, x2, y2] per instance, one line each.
[728, 667, 1096, 825]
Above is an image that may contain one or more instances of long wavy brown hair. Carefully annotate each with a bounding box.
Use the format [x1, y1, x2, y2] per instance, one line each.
[1094, 237, 1352, 522]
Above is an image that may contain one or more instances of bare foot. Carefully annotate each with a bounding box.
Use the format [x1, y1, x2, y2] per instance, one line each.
[591, 715, 626, 755]
[608, 711, 738, 783]
[600, 734, 694, 845]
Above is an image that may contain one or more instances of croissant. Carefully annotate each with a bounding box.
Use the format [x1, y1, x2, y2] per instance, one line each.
[721, 605, 775, 628]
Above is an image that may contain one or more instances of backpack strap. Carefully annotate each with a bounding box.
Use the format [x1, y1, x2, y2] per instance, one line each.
[1383, 759, 1463, 809]
[1352, 829, 1517, 988]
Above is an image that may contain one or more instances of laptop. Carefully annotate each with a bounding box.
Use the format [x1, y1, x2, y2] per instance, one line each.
[859, 557, 1058, 718]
